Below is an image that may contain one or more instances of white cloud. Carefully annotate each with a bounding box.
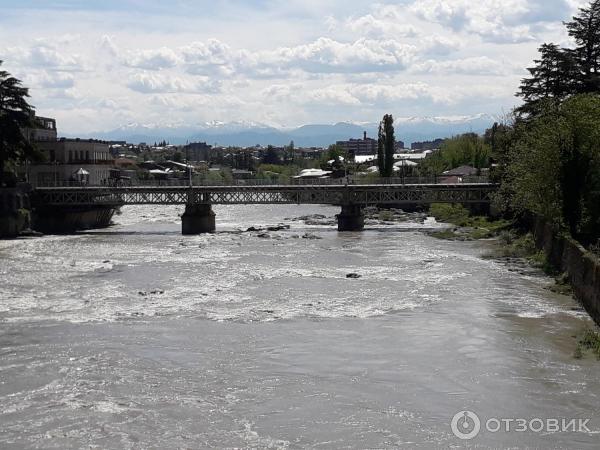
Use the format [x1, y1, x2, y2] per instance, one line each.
[262, 81, 468, 107]
[266, 84, 363, 106]
[180, 39, 237, 76]
[267, 37, 416, 73]
[26, 70, 75, 88]
[408, 0, 567, 43]
[350, 82, 460, 105]
[120, 37, 419, 77]
[148, 93, 246, 113]
[99, 35, 119, 57]
[343, 14, 418, 39]
[127, 72, 221, 94]
[420, 35, 464, 56]
[412, 56, 515, 76]
[125, 47, 181, 70]
[4, 41, 83, 70]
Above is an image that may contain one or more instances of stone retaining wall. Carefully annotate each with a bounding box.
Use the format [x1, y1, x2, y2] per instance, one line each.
[533, 217, 600, 325]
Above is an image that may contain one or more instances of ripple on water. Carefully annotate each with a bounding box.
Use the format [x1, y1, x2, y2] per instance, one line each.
[0, 204, 584, 324]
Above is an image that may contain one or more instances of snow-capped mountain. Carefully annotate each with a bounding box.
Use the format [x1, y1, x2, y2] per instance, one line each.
[83, 114, 497, 147]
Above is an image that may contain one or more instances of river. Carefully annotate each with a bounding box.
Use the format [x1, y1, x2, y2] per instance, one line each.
[0, 204, 598, 448]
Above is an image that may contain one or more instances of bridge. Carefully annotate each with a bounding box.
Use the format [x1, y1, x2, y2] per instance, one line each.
[32, 182, 497, 233]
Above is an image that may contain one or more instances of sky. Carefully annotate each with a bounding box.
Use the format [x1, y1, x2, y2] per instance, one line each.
[0, 0, 590, 134]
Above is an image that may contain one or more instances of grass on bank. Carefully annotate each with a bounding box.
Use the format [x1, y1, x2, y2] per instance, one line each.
[428, 203, 512, 240]
[574, 329, 600, 359]
[427, 203, 557, 273]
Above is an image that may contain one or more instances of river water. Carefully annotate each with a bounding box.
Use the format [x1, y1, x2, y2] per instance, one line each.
[0, 204, 599, 449]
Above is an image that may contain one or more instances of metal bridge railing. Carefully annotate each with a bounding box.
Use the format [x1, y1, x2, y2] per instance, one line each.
[31, 175, 490, 188]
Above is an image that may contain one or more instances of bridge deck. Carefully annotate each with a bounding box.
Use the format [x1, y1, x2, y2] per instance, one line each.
[33, 184, 497, 206]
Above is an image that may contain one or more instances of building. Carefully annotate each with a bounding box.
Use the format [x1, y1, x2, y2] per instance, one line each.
[232, 169, 254, 180]
[23, 116, 114, 186]
[439, 165, 480, 184]
[184, 142, 213, 162]
[411, 139, 445, 151]
[394, 141, 406, 151]
[22, 115, 57, 143]
[336, 132, 377, 157]
[29, 139, 113, 186]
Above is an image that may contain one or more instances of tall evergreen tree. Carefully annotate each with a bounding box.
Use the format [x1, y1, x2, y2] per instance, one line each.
[262, 145, 281, 165]
[566, 0, 600, 92]
[377, 114, 395, 177]
[0, 60, 35, 186]
[516, 44, 579, 117]
[377, 121, 385, 177]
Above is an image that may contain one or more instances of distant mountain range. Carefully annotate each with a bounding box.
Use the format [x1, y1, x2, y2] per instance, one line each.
[81, 114, 497, 147]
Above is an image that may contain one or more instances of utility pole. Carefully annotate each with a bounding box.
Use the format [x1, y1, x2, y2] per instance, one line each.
[186, 146, 192, 187]
[401, 159, 405, 185]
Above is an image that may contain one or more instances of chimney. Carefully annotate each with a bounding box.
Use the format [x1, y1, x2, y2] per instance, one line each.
[363, 131, 367, 140]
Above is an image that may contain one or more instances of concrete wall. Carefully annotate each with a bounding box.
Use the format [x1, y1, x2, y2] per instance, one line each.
[33, 205, 116, 233]
[533, 217, 600, 326]
[0, 185, 32, 238]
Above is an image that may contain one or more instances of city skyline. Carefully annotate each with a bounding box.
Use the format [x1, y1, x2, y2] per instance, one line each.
[0, 0, 589, 134]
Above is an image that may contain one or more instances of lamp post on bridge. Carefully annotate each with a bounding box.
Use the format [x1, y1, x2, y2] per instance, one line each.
[400, 158, 406, 185]
[186, 146, 192, 188]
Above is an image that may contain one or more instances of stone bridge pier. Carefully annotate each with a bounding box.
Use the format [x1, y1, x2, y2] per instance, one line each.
[337, 204, 365, 232]
[182, 203, 216, 234]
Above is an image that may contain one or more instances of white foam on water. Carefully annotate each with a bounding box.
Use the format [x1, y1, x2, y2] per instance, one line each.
[237, 419, 290, 449]
[0, 204, 585, 324]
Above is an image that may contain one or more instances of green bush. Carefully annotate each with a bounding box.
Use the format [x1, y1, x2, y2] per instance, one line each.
[378, 210, 395, 221]
[577, 329, 600, 359]
[429, 203, 512, 240]
[429, 203, 470, 226]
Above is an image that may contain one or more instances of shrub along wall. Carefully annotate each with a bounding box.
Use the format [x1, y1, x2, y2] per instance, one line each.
[533, 217, 600, 326]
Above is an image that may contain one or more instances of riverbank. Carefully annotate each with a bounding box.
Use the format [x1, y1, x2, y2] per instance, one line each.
[425, 203, 600, 330]
[426, 203, 512, 241]
[531, 216, 600, 327]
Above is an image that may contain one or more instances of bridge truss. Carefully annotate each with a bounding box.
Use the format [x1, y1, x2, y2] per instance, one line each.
[33, 184, 497, 207]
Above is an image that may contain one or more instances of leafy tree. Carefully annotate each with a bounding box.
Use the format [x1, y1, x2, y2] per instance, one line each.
[506, 95, 600, 241]
[484, 120, 519, 214]
[319, 145, 347, 172]
[377, 114, 395, 177]
[172, 151, 184, 163]
[420, 133, 490, 176]
[0, 60, 35, 186]
[489, 1, 600, 243]
[323, 144, 345, 162]
[418, 153, 447, 177]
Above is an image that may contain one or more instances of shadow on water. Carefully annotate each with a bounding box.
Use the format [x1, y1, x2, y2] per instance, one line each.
[77, 230, 181, 237]
[76, 226, 440, 237]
